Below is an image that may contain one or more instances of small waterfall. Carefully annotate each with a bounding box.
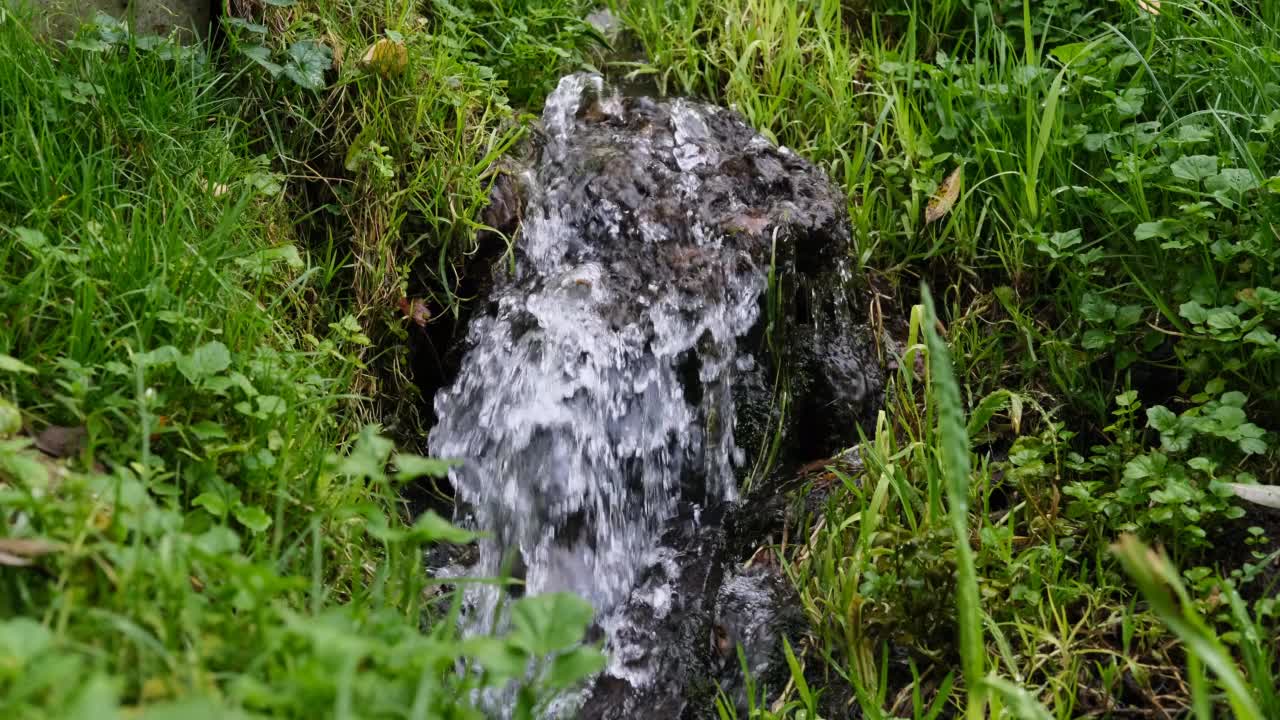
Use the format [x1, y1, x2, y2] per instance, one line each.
[428, 72, 876, 717]
[430, 74, 763, 650]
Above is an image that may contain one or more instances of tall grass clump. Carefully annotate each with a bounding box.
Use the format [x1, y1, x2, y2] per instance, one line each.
[215, 0, 604, 436]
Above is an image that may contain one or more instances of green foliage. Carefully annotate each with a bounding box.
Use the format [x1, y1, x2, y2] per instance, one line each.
[618, 0, 1280, 716]
[0, 11, 600, 718]
[1113, 535, 1268, 720]
[1058, 383, 1269, 550]
[211, 0, 603, 432]
[7, 0, 1280, 717]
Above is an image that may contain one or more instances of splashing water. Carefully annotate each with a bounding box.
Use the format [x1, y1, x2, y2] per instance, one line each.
[431, 73, 763, 623]
[425, 72, 882, 716]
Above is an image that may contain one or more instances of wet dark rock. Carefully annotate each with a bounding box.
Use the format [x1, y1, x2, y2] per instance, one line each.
[577, 502, 806, 720]
[419, 74, 884, 718]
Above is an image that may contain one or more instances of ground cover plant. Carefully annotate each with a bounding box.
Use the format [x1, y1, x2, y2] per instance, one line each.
[3, 0, 1280, 717]
[0, 4, 604, 717]
[614, 0, 1280, 715]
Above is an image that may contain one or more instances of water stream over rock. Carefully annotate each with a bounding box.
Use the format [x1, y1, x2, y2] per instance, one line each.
[428, 73, 883, 717]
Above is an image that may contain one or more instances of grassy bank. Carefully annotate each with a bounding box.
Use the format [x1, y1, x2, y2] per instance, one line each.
[0, 5, 604, 717]
[3, 0, 1280, 717]
[613, 0, 1280, 716]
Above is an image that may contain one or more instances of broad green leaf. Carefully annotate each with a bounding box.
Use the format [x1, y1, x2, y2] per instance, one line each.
[68, 38, 112, 52]
[1239, 437, 1268, 455]
[1245, 328, 1279, 348]
[1253, 286, 1280, 309]
[0, 353, 36, 374]
[1175, 124, 1213, 144]
[1146, 406, 1178, 433]
[1048, 229, 1082, 253]
[247, 167, 284, 197]
[223, 17, 267, 33]
[394, 453, 459, 481]
[239, 45, 282, 77]
[191, 420, 228, 441]
[546, 646, 606, 689]
[1082, 329, 1114, 350]
[405, 510, 477, 545]
[193, 526, 240, 555]
[256, 395, 286, 415]
[1112, 87, 1146, 117]
[0, 617, 53, 664]
[1205, 168, 1258, 196]
[1134, 220, 1176, 242]
[133, 345, 181, 368]
[1124, 453, 1163, 481]
[1211, 405, 1246, 431]
[1079, 293, 1117, 324]
[233, 505, 272, 533]
[1160, 424, 1195, 453]
[1220, 391, 1247, 408]
[335, 426, 394, 481]
[462, 636, 529, 679]
[1115, 305, 1144, 330]
[0, 439, 50, 487]
[193, 492, 229, 518]
[1188, 456, 1218, 473]
[15, 226, 48, 249]
[283, 41, 332, 90]
[177, 341, 231, 382]
[62, 674, 120, 720]
[1206, 310, 1241, 331]
[510, 592, 595, 655]
[1050, 41, 1093, 64]
[1170, 154, 1218, 182]
[238, 245, 304, 277]
[0, 399, 20, 436]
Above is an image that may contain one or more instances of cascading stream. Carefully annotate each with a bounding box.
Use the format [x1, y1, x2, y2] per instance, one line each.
[431, 73, 761, 636]
[428, 72, 877, 717]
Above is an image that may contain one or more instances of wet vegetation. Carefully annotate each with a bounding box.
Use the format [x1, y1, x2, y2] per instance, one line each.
[3, 0, 1280, 717]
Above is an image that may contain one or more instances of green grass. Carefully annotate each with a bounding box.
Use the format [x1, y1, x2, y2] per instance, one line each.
[0, 7, 602, 718]
[615, 0, 1280, 715]
[6, 0, 1280, 717]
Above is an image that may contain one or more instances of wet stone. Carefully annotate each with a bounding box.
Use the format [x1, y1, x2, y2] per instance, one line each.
[425, 73, 884, 718]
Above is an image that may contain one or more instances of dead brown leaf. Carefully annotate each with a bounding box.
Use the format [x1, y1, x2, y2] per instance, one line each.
[924, 166, 963, 224]
[1138, 0, 1160, 14]
[397, 297, 431, 328]
[361, 38, 408, 78]
[34, 424, 86, 458]
[0, 537, 65, 567]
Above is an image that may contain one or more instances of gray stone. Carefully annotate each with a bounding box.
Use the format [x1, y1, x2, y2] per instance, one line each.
[28, 0, 210, 40]
[422, 73, 885, 718]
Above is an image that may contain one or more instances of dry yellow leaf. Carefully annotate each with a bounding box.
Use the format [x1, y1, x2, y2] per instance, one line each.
[0, 537, 64, 566]
[361, 38, 408, 78]
[924, 166, 963, 224]
[1138, 0, 1160, 14]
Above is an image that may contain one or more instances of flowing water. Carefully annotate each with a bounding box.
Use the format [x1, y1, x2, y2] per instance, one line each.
[428, 72, 865, 715]
[431, 73, 763, 626]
